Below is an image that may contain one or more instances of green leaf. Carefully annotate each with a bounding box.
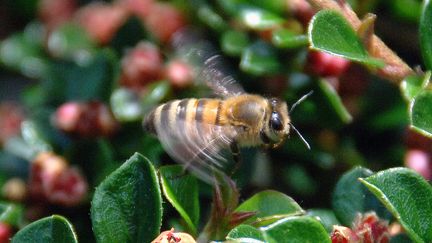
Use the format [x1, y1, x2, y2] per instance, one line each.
[197, 5, 229, 32]
[400, 72, 431, 101]
[141, 81, 172, 112]
[409, 90, 432, 137]
[272, 29, 308, 49]
[226, 224, 265, 242]
[0, 202, 23, 227]
[0, 32, 47, 78]
[91, 153, 162, 243]
[392, 0, 422, 23]
[307, 209, 340, 233]
[235, 190, 304, 226]
[318, 79, 353, 124]
[332, 167, 390, 226]
[227, 216, 330, 243]
[12, 215, 78, 243]
[221, 30, 250, 56]
[159, 165, 199, 235]
[238, 7, 284, 30]
[260, 216, 331, 243]
[46, 23, 96, 65]
[308, 10, 384, 67]
[240, 41, 281, 76]
[360, 168, 432, 243]
[110, 88, 143, 122]
[420, 0, 432, 70]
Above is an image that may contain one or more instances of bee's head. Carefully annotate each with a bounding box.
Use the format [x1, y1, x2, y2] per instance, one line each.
[262, 98, 290, 148]
[263, 91, 313, 149]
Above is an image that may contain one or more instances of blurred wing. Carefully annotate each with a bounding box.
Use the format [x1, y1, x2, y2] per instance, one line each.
[172, 29, 245, 98]
[154, 116, 237, 184]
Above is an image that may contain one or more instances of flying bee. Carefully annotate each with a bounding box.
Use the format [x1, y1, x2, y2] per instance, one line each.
[143, 36, 311, 183]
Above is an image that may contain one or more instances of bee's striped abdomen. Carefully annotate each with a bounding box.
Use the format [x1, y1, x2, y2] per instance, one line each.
[143, 98, 223, 136]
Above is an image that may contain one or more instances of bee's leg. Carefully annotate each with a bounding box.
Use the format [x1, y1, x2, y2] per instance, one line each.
[230, 141, 242, 176]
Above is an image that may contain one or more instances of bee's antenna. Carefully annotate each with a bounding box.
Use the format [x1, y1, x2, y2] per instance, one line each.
[289, 91, 314, 114]
[290, 124, 311, 150]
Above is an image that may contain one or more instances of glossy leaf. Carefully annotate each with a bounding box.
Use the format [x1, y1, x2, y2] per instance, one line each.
[272, 29, 308, 49]
[141, 81, 172, 112]
[260, 216, 331, 243]
[91, 153, 162, 243]
[197, 5, 229, 32]
[400, 72, 431, 101]
[409, 90, 432, 137]
[240, 41, 280, 76]
[0, 202, 23, 227]
[221, 30, 250, 56]
[227, 216, 330, 243]
[0, 32, 47, 78]
[332, 167, 390, 226]
[12, 215, 78, 243]
[360, 168, 432, 243]
[226, 224, 265, 242]
[235, 190, 304, 226]
[308, 10, 384, 67]
[318, 79, 352, 124]
[46, 23, 96, 65]
[238, 8, 284, 30]
[159, 165, 199, 234]
[110, 88, 143, 122]
[420, 0, 432, 70]
[307, 209, 340, 233]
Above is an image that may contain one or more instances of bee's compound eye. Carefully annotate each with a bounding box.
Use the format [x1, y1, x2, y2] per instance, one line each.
[270, 112, 283, 131]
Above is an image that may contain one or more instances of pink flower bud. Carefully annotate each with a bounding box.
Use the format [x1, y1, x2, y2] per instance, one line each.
[0, 102, 24, 145]
[306, 51, 351, 78]
[75, 2, 128, 45]
[353, 212, 390, 243]
[119, 42, 163, 90]
[38, 0, 77, 31]
[144, 3, 186, 43]
[44, 167, 88, 207]
[165, 60, 194, 89]
[54, 101, 118, 137]
[287, 0, 316, 26]
[151, 228, 196, 243]
[115, 0, 154, 18]
[331, 225, 358, 243]
[405, 149, 432, 180]
[29, 152, 88, 207]
[0, 223, 12, 243]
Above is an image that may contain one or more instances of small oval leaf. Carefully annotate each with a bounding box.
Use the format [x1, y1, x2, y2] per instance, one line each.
[272, 29, 308, 49]
[221, 30, 250, 56]
[360, 167, 432, 243]
[307, 209, 340, 233]
[308, 10, 384, 67]
[332, 167, 390, 226]
[235, 190, 304, 226]
[226, 224, 265, 242]
[91, 153, 162, 243]
[240, 41, 281, 76]
[260, 216, 331, 243]
[159, 165, 200, 235]
[238, 8, 284, 30]
[400, 72, 431, 101]
[12, 215, 78, 243]
[0, 202, 23, 227]
[409, 90, 432, 137]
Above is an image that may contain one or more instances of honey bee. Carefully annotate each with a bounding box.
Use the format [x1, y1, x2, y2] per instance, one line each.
[143, 37, 311, 183]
